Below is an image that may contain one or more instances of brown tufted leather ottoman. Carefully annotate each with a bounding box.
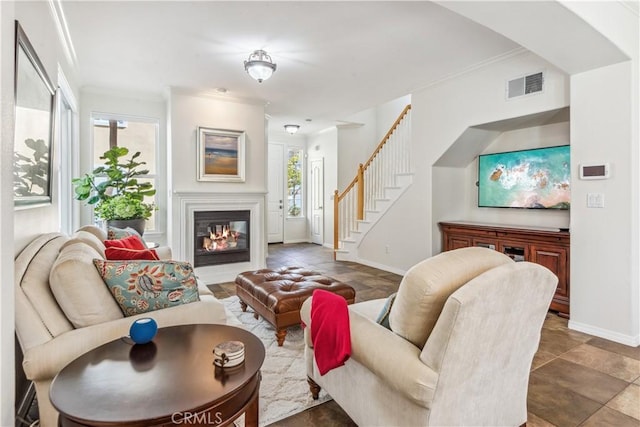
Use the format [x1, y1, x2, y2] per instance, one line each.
[235, 267, 356, 346]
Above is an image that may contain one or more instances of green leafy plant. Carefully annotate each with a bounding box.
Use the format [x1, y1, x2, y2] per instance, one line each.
[72, 146, 156, 220]
[287, 150, 302, 217]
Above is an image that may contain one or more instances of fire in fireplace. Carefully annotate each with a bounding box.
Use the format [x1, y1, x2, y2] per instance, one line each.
[203, 224, 240, 252]
[194, 210, 250, 268]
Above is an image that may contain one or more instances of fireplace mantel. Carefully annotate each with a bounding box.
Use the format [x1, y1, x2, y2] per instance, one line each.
[171, 191, 267, 283]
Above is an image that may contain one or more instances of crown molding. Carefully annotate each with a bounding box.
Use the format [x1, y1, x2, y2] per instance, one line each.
[416, 47, 529, 92]
[618, 0, 639, 17]
[48, 0, 77, 68]
[169, 86, 268, 107]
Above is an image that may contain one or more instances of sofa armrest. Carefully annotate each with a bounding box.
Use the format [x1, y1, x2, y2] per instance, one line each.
[154, 246, 172, 260]
[301, 298, 439, 408]
[22, 296, 227, 382]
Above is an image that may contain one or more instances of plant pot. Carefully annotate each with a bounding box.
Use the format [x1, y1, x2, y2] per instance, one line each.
[106, 218, 146, 236]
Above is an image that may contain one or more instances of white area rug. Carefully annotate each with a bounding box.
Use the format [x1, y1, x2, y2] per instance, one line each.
[222, 296, 331, 426]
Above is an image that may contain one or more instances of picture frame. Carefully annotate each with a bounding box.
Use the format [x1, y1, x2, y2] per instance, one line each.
[13, 21, 56, 207]
[197, 127, 246, 183]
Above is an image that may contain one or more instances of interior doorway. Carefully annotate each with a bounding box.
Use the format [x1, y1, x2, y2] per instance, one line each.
[310, 158, 324, 245]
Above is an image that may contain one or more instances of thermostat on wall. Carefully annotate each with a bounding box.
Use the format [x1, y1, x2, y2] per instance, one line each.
[579, 163, 610, 180]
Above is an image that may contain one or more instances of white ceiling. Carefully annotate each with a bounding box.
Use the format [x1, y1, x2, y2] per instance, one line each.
[61, 1, 521, 135]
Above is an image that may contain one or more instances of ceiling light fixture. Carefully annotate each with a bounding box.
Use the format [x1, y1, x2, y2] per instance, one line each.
[284, 124, 300, 134]
[244, 49, 277, 83]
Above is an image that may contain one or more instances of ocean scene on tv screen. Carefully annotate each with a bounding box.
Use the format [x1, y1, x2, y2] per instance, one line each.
[478, 145, 570, 209]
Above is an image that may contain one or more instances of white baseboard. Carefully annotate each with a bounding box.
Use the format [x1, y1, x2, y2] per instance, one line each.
[352, 256, 407, 277]
[568, 320, 640, 347]
[282, 238, 311, 244]
[323, 243, 334, 249]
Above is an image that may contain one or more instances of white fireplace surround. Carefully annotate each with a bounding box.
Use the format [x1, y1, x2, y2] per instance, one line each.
[172, 192, 267, 284]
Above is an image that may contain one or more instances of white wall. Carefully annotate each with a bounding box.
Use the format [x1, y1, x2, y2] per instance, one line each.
[168, 91, 266, 193]
[375, 94, 411, 142]
[307, 127, 338, 247]
[562, 0, 639, 348]
[0, 2, 15, 423]
[336, 96, 411, 190]
[79, 89, 168, 244]
[359, 51, 569, 271]
[12, 1, 79, 252]
[167, 90, 267, 256]
[570, 62, 637, 344]
[1, 1, 79, 421]
[336, 111, 375, 190]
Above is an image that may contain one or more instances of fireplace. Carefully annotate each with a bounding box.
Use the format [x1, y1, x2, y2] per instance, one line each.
[173, 191, 266, 283]
[193, 210, 250, 268]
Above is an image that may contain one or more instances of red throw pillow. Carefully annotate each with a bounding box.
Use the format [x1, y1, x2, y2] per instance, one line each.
[104, 235, 147, 250]
[105, 247, 159, 260]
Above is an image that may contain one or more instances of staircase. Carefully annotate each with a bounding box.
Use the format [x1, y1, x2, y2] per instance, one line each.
[334, 105, 413, 261]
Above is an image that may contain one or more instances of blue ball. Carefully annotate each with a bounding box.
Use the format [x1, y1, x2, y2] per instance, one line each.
[129, 318, 158, 344]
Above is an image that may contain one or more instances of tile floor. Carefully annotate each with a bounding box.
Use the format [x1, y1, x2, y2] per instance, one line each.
[208, 243, 640, 427]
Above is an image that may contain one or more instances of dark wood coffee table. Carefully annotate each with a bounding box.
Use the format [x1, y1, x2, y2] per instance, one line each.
[50, 324, 265, 427]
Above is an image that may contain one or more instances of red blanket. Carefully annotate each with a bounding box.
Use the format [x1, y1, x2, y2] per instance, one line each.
[310, 289, 351, 375]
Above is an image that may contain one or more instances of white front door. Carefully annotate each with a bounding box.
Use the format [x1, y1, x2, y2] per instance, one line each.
[268, 143, 284, 243]
[310, 158, 324, 245]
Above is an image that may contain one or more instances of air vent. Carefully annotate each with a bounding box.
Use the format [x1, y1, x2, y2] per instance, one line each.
[507, 72, 544, 99]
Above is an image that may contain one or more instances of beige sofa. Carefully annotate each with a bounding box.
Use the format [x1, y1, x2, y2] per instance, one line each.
[15, 225, 238, 426]
[301, 247, 557, 426]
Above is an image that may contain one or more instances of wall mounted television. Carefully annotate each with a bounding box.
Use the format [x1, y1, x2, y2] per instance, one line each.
[478, 145, 570, 209]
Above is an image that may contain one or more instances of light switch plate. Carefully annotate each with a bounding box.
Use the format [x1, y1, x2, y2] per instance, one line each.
[587, 193, 604, 208]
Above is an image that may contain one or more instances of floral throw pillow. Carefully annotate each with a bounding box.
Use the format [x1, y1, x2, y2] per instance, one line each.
[93, 259, 200, 316]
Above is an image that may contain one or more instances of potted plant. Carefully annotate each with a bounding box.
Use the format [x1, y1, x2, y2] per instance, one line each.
[72, 146, 156, 235]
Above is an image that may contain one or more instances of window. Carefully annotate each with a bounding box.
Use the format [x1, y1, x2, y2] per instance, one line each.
[57, 68, 79, 235]
[287, 148, 303, 217]
[92, 115, 159, 231]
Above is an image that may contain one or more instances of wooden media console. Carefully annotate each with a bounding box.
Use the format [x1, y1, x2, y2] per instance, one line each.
[439, 221, 570, 317]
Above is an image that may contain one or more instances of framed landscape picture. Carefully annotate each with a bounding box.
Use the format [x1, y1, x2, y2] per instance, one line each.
[197, 127, 245, 182]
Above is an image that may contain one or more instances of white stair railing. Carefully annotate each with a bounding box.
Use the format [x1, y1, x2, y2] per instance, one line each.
[334, 105, 412, 254]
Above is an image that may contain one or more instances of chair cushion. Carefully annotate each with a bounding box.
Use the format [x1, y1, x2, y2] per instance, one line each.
[76, 224, 107, 241]
[93, 259, 201, 316]
[16, 234, 74, 342]
[50, 243, 124, 328]
[61, 230, 106, 258]
[389, 247, 513, 348]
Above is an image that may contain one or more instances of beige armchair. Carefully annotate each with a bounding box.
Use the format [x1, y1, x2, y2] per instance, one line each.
[301, 247, 557, 426]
